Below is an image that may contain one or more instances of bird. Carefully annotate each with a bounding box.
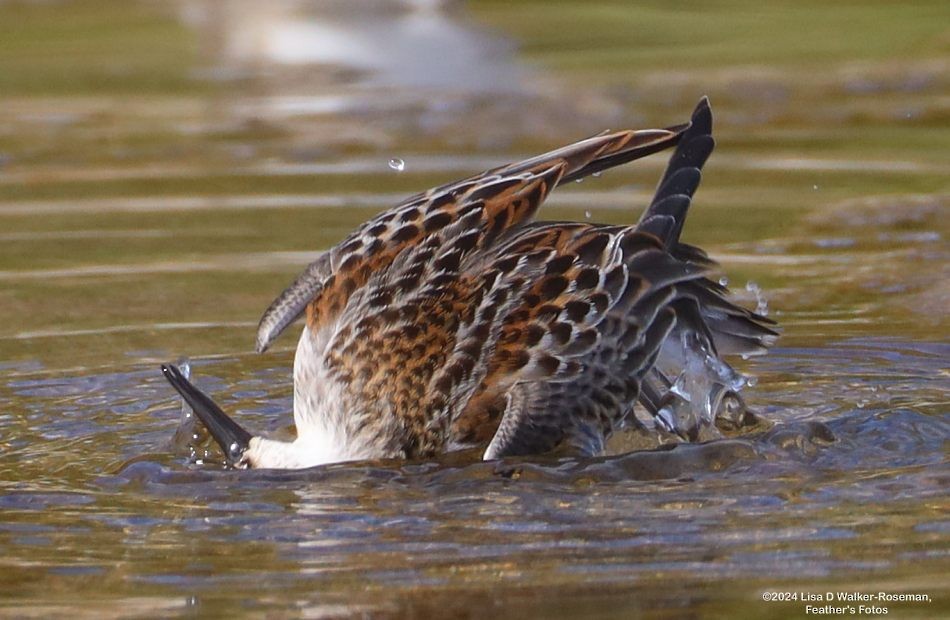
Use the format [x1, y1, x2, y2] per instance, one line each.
[162, 97, 777, 469]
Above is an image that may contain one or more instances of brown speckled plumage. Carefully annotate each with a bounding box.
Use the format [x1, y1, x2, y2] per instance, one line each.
[164, 98, 778, 469]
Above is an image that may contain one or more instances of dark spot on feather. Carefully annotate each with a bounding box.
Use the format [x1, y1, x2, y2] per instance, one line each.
[564, 300, 590, 323]
[575, 234, 610, 265]
[397, 274, 420, 294]
[426, 191, 454, 213]
[562, 360, 582, 376]
[367, 223, 388, 237]
[423, 210, 453, 231]
[486, 209, 508, 243]
[550, 321, 572, 345]
[512, 350, 531, 369]
[590, 292, 610, 314]
[369, 291, 392, 308]
[339, 254, 361, 273]
[495, 256, 519, 273]
[447, 361, 464, 384]
[490, 287, 509, 307]
[536, 303, 560, 321]
[523, 293, 541, 308]
[455, 230, 480, 253]
[525, 324, 545, 346]
[540, 276, 569, 300]
[537, 354, 560, 375]
[575, 268, 600, 290]
[365, 238, 383, 255]
[434, 375, 453, 394]
[339, 238, 363, 255]
[501, 327, 522, 344]
[568, 329, 598, 352]
[435, 251, 461, 273]
[507, 309, 529, 324]
[460, 200, 484, 219]
[399, 207, 420, 222]
[526, 180, 545, 209]
[392, 224, 419, 243]
[429, 273, 455, 289]
[545, 254, 575, 275]
[471, 322, 491, 342]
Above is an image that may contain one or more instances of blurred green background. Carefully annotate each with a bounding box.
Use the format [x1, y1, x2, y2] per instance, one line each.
[0, 0, 945, 370]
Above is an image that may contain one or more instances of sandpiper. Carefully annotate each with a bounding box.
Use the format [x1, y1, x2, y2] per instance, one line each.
[162, 97, 777, 469]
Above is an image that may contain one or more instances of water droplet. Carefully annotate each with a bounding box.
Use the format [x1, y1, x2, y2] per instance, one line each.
[812, 184, 819, 190]
[574, 178, 583, 184]
[388, 157, 405, 172]
[745, 281, 759, 293]
[741, 353, 750, 361]
[747, 376, 758, 387]
[718, 276, 729, 287]
[592, 171, 602, 178]
[584, 210, 592, 220]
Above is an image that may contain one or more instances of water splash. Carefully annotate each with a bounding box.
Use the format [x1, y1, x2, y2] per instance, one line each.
[656, 332, 750, 438]
[718, 276, 729, 287]
[388, 157, 405, 172]
[168, 358, 213, 463]
[584, 210, 592, 220]
[746, 280, 769, 316]
[177, 358, 192, 423]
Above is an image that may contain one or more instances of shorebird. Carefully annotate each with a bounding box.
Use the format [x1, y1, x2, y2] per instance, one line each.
[162, 98, 777, 469]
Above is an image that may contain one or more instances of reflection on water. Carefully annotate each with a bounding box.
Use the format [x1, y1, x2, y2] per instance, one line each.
[0, 0, 947, 616]
[181, 0, 526, 118]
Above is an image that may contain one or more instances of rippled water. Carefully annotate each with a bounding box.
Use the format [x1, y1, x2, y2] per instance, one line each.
[1, 338, 947, 617]
[1, 1, 947, 617]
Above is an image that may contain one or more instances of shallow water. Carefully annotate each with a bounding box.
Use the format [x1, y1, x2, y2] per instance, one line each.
[0, 1, 948, 617]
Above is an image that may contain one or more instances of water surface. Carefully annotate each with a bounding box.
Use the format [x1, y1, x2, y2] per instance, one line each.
[0, 1, 947, 617]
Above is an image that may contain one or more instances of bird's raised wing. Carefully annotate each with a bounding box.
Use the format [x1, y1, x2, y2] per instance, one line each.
[254, 122, 689, 353]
